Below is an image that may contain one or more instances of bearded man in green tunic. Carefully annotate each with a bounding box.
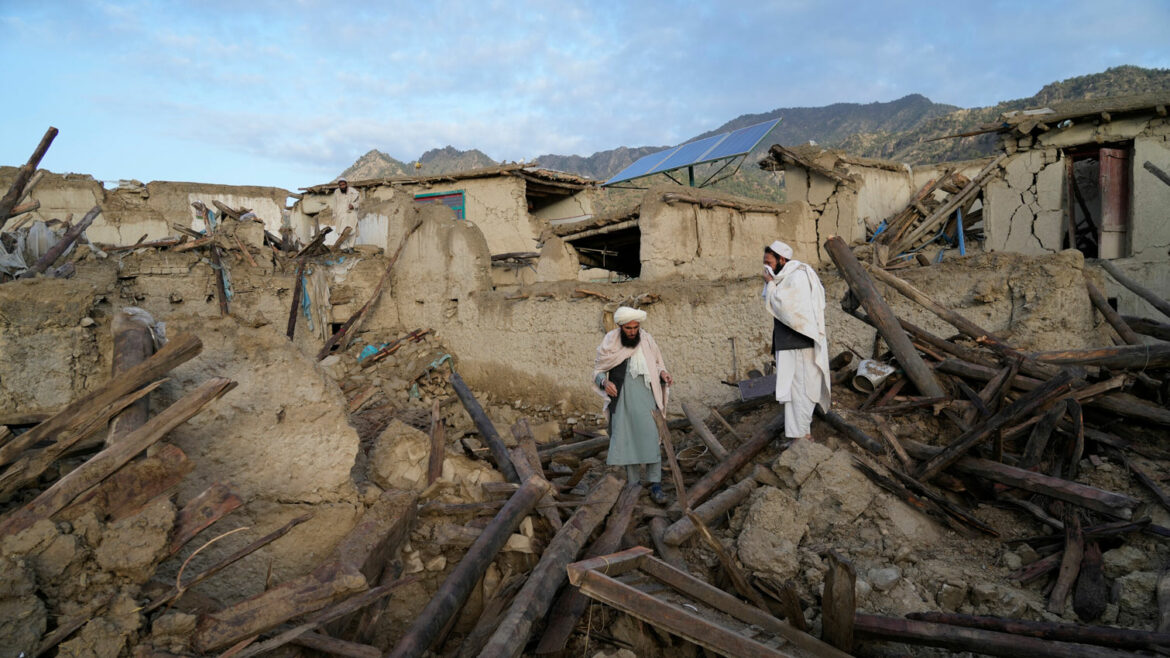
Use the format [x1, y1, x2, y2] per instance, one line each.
[592, 306, 674, 504]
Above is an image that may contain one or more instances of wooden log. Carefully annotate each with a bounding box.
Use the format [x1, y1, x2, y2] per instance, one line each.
[854, 613, 1135, 658]
[901, 439, 1140, 518]
[291, 632, 380, 658]
[8, 199, 39, 217]
[286, 258, 308, 339]
[102, 237, 182, 252]
[667, 395, 771, 432]
[891, 153, 1007, 254]
[1123, 315, 1170, 341]
[208, 244, 230, 316]
[508, 446, 561, 530]
[168, 482, 243, 555]
[1100, 259, 1170, 320]
[904, 612, 1170, 651]
[172, 236, 213, 252]
[537, 436, 608, 464]
[708, 406, 743, 444]
[914, 370, 1074, 481]
[107, 309, 156, 446]
[822, 551, 856, 652]
[317, 217, 422, 359]
[428, 399, 445, 486]
[449, 371, 519, 483]
[231, 577, 418, 658]
[1019, 403, 1065, 470]
[534, 481, 641, 654]
[682, 402, 728, 460]
[1117, 451, 1170, 514]
[663, 476, 756, 546]
[1028, 342, 1170, 369]
[0, 376, 234, 538]
[1074, 541, 1107, 621]
[387, 476, 550, 658]
[1086, 280, 1143, 345]
[672, 411, 785, 512]
[1158, 571, 1170, 633]
[1048, 511, 1083, 614]
[0, 126, 57, 227]
[19, 205, 100, 278]
[816, 409, 883, 455]
[649, 516, 689, 573]
[58, 443, 191, 522]
[145, 514, 312, 614]
[824, 236, 945, 398]
[652, 410, 687, 510]
[458, 574, 525, 658]
[871, 415, 914, 468]
[477, 475, 622, 658]
[0, 332, 203, 469]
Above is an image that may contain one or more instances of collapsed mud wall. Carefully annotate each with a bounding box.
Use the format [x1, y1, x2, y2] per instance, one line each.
[0, 168, 291, 244]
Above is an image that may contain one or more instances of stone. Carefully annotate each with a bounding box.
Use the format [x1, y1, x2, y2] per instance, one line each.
[972, 581, 998, 606]
[425, 555, 448, 572]
[1002, 550, 1023, 570]
[528, 420, 561, 444]
[1116, 571, 1158, 618]
[937, 581, 968, 610]
[94, 497, 175, 581]
[1102, 545, 1149, 579]
[737, 487, 808, 581]
[772, 437, 832, 489]
[0, 555, 45, 655]
[868, 566, 902, 592]
[796, 450, 877, 532]
[855, 578, 872, 600]
[371, 419, 503, 499]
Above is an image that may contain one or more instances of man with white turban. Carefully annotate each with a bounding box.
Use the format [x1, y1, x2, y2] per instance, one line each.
[331, 178, 361, 249]
[762, 240, 830, 440]
[592, 306, 674, 504]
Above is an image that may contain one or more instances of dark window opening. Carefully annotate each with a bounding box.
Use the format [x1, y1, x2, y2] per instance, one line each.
[414, 190, 465, 220]
[1064, 141, 1132, 259]
[566, 225, 641, 279]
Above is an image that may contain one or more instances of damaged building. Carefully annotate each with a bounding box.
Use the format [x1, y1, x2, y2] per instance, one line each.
[0, 91, 1169, 658]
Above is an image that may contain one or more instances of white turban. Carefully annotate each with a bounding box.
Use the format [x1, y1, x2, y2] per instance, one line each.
[768, 240, 794, 260]
[613, 306, 647, 326]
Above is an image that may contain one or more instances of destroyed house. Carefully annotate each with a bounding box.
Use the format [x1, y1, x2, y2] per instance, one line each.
[292, 164, 597, 260]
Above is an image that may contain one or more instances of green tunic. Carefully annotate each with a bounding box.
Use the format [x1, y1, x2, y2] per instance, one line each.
[606, 373, 661, 466]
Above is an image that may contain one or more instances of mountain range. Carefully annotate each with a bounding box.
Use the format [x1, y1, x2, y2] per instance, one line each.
[340, 65, 1170, 207]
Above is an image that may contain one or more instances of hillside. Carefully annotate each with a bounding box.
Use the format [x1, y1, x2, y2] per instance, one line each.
[338, 65, 1170, 207]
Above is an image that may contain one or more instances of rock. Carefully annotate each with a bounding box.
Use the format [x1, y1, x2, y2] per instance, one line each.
[151, 612, 197, 653]
[869, 566, 902, 592]
[0, 556, 45, 655]
[1003, 550, 1023, 570]
[371, 419, 503, 499]
[737, 487, 808, 581]
[318, 354, 344, 380]
[94, 497, 175, 581]
[1017, 544, 1039, 564]
[855, 578, 873, 600]
[1117, 571, 1158, 618]
[403, 550, 424, 575]
[1102, 545, 1149, 579]
[772, 438, 832, 489]
[529, 420, 561, 444]
[972, 581, 998, 606]
[937, 581, 968, 610]
[796, 449, 877, 532]
[425, 555, 448, 572]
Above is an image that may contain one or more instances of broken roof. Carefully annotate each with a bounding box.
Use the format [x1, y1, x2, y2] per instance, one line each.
[301, 163, 597, 193]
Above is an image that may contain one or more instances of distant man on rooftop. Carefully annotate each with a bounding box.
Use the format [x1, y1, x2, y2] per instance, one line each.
[762, 240, 830, 441]
[593, 306, 673, 504]
[332, 178, 361, 249]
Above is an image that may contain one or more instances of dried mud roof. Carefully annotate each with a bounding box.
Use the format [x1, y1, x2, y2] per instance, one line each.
[302, 163, 597, 193]
[982, 90, 1170, 138]
[550, 204, 639, 238]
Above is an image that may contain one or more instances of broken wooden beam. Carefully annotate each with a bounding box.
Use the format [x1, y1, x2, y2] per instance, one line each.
[286, 258, 308, 339]
[535, 481, 641, 654]
[824, 236, 945, 398]
[0, 126, 57, 227]
[107, 309, 156, 446]
[663, 476, 756, 546]
[59, 443, 191, 522]
[1028, 342, 1170, 369]
[816, 409, 883, 455]
[478, 475, 622, 658]
[822, 551, 856, 652]
[168, 481, 243, 555]
[653, 410, 688, 510]
[854, 613, 1135, 658]
[905, 611, 1170, 651]
[672, 411, 785, 512]
[682, 401, 728, 460]
[1099, 258, 1170, 320]
[508, 446, 561, 531]
[387, 475, 551, 658]
[0, 376, 235, 538]
[536, 436, 608, 464]
[1048, 511, 1084, 614]
[1123, 314, 1170, 341]
[19, 205, 100, 278]
[1086, 280, 1143, 345]
[449, 371, 519, 483]
[914, 369, 1074, 481]
[428, 399, 445, 486]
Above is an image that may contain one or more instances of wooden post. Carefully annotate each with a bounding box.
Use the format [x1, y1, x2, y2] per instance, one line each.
[682, 402, 728, 460]
[107, 309, 156, 446]
[427, 399, 445, 486]
[534, 481, 642, 654]
[387, 476, 550, 658]
[1086, 280, 1143, 345]
[0, 126, 57, 227]
[477, 475, 622, 658]
[19, 205, 101, 278]
[1100, 258, 1170, 320]
[449, 371, 519, 483]
[652, 410, 687, 510]
[663, 476, 756, 546]
[0, 377, 235, 538]
[673, 411, 785, 512]
[286, 258, 308, 339]
[822, 551, 856, 652]
[1048, 511, 1084, 614]
[824, 236, 945, 398]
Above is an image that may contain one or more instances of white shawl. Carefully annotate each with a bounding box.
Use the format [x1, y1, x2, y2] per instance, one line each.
[764, 260, 831, 409]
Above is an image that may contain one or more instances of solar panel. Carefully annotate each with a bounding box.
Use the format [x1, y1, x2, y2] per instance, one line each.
[699, 119, 781, 163]
[604, 147, 682, 186]
[645, 133, 729, 175]
[603, 118, 781, 186]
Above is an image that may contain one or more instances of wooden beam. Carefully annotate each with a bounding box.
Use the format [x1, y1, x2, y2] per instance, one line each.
[1099, 258, 1170, 320]
[168, 482, 243, 555]
[1122, 315, 1170, 341]
[672, 411, 785, 512]
[1027, 343, 1170, 369]
[905, 612, 1170, 651]
[653, 410, 687, 510]
[19, 205, 101, 278]
[107, 309, 156, 446]
[682, 402, 729, 460]
[1086, 280, 1143, 345]
[449, 371, 519, 483]
[0, 126, 57, 227]
[1144, 160, 1170, 188]
[822, 551, 856, 652]
[663, 476, 756, 546]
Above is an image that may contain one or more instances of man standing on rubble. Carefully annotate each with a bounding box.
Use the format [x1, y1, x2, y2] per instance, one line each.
[593, 306, 673, 504]
[332, 178, 361, 249]
[763, 240, 831, 441]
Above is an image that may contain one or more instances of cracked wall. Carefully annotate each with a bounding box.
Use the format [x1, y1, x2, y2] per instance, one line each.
[984, 148, 1065, 255]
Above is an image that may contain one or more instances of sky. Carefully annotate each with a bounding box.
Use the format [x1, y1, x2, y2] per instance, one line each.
[1, 1, 1168, 190]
